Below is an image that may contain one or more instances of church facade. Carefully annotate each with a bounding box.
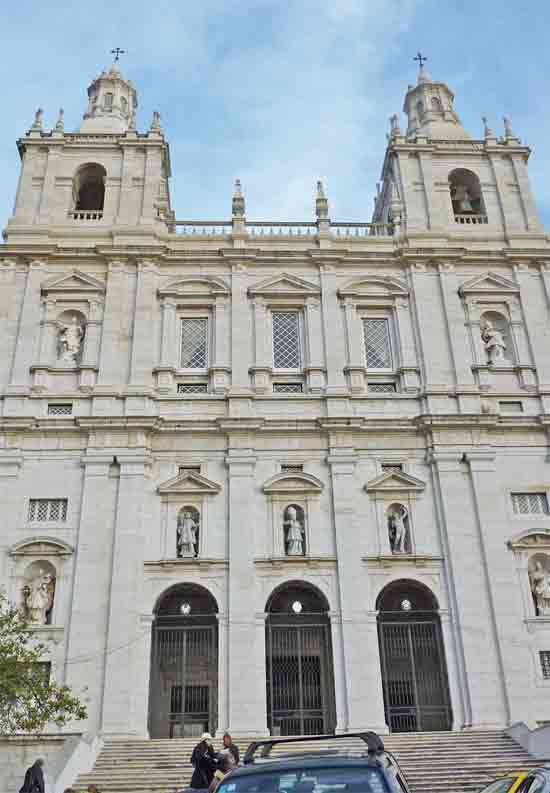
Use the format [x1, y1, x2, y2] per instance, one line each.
[2, 60, 550, 755]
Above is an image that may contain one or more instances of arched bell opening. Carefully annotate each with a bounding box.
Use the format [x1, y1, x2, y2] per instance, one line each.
[149, 583, 218, 738]
[265, 580, 336, 736]
[73, 163, 106, 213]
[377, 579, 452, 733]
[449, 168, 486, 223]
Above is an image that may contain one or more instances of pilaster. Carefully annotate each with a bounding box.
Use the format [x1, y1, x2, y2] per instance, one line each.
[319, 266, 347, 396]
[9, 260, 44, 389]
[129, 259, 157, 388]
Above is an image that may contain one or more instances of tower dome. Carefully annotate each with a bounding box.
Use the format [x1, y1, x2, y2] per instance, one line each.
[80, 63, 137, 133]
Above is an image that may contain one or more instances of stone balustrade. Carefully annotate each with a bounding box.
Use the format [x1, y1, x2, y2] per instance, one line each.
[454, 213, 488, 225]
[69, 211, 103, 221]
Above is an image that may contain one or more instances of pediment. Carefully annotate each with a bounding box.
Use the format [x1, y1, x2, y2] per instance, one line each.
[508, 529, 550, 551]
[9, 537, 74, 557]
[248, 273, 320, 298]
[338, 275, 409, 299]
[41, 270, 106, 295]
[459, 271, 519, 296]
[157, 471, 222, 496]
[159, 276, 229, 299]
[365, 471, 426, 494]
[263, 472, 324, 495]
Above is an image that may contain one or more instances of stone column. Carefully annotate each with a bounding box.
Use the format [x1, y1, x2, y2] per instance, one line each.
[215, 613, 229, 735]
[155, 298, 177, 394]
[37, 146, 63, 225]
[97, 260, 128, 388]
[101, 453, 151, 737]
[328, 449, 387, 733]
[342, 298, 365, 394]
[225, 444, 268, 736]
[304, 297, 325, 393]
[79, 298, 103, 391]
[394, 296, 421, 392]
[229, 265, 252, 394]
[329, 611, 349, 732]
[140, 148, 162, 225]
[9, 260, 44, 390]
[65, 454, 115, 735]
[128, 259, 157, 387]
[37, 299, 58, 365]
[211, 296, 230, 394]
[319, 266, 348, 405]
[251, 298, 271, 393]
[428, 450, 508, 727]
[510, 155, 543, 232]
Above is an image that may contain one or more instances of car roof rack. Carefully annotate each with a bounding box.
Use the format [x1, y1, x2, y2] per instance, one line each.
[243, 732, 385, 765]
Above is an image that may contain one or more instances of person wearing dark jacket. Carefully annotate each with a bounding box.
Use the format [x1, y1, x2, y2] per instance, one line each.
[222, 733, 239, 766]
[190, 733, 216, 789]
[20, 759, 45, 793]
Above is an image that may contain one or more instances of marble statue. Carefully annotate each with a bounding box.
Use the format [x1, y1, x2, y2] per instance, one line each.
[58, 316, 84, 365]
[389, 506, 409, 553]
[150, 111, 161, 131]
[177, 510, 199, 557]
[530, 561, 550, 616]
[285, 506, 304, 556]
[55, 108, 65, 132]
[32, 108, 44, 130]
[23, 570, 55, 625]
[503, 116, 514, 138]
[481, 320, 507, 365]
[390, 114, 401, 136]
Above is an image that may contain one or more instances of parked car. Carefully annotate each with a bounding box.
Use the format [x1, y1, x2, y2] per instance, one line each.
[215, 733, 410, 793]
[479, 769, 550, 793]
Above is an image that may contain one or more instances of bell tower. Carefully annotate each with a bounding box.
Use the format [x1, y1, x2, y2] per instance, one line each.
[4, 62, 172, 244]
[372, 59, 544, 242]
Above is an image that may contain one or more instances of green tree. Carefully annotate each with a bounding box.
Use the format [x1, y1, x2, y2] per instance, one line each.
[0, 592, 87, 734]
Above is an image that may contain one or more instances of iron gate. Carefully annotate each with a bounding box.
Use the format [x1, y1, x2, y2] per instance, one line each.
[266, 622, 335, 736]
[150, 624, 217, 738]
[379, 620, 452, 732]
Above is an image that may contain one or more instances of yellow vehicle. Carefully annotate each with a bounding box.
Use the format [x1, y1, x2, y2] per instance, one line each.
[479, 772, 528, 793]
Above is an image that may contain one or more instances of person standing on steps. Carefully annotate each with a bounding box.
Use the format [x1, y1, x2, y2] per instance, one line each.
[190, 732, 216, 789]
[222, 733, 240, 766]
[19, 758, 45, 793]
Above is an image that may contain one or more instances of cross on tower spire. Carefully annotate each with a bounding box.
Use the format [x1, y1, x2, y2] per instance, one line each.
[413, 52, 427, 69]
[111, 47, 126, 63]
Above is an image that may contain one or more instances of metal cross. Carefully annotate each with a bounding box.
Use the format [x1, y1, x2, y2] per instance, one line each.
[413, 52, 427, 68]
[111, 48, 126, 63]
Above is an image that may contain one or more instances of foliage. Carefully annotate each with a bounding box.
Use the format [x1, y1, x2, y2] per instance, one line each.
[0, 592, 87, 734]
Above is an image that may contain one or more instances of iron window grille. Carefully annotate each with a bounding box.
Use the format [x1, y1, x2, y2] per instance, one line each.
[540, 652, 550, 680]
[272, 312, 301, 369]
[499, 401, 523, 413]
[273, 383, 303, 394]
[179, 466, 202, 475]
[381, 463, 403, 473]
[47, 403, 73, 416]
[511, 493, 549, 516]
[281, 465, 304, 473]
[180, 318, 208, 369]
[177, 383, 208, 395]
[363, 318, 393, 369]
[28, 499, 68, 522]
[368, 382, 397, 393]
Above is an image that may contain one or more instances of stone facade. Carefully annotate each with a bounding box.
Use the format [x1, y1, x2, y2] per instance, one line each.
[2, 60, 550, 784]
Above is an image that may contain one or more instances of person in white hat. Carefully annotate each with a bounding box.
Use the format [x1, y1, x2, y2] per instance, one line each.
[190, 733, 216, 789]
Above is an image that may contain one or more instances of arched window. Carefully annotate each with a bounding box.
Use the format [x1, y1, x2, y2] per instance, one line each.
[104, 92, 113, 111]
[120, 96, 128, 114]
[73, 164, 106, 214]
[431, 96, 443, 112]
[416, 100, 424, 118]
[449, 168, 487, 224]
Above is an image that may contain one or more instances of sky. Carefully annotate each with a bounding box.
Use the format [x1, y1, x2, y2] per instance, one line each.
[1, 0, 550, 226]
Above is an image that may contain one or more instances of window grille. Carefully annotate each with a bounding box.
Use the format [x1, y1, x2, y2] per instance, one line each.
[177, 383, 208, 394]
[28, 499, 68, 522]
[272, 312, 301, 369]
[104, 92, 113, 110]
[180, 318, 208, 369]
[499, 401, 523, 413]
[363, 318, 393, 369]
[511, 493, 549, 516]
[382, 463, 403, 473]
[179, 466, 201, 475]
[368, 382, 397, 393]
[281, 464, 303, 473]
[540, 652, 550, 680]
[273, 383, 303, 394]
[47, 404, 73, 416]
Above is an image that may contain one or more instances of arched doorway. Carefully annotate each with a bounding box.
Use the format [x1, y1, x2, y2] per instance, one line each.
[149, 583, 218, 738]
[265, 581, 336, 736]
[377, 580, 452, 732]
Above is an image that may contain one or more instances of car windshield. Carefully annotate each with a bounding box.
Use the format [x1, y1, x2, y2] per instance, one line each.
[218, 767, 392, 793]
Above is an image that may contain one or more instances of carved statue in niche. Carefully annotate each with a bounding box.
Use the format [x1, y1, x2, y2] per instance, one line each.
[284, 505, 305, 556]
[23, 569, 56, 625]
[530, 560, 550, 616]
[388, 505, 409, 554]
[481, 319, 507, 365]
[177, 508, 199, 558]
[57, 316, 85, 365]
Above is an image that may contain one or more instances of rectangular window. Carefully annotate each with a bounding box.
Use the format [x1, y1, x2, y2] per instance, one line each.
[368, 382, 397, 393]
[382, 463, 403, 473]
[177, 383, 208, 394]
[540, 652, 550, 680]
[28, 499, 68, 522]
[363, 318, 393, 369]
[104, 92, 113, 111]
[179, 466, 201, 475]
[180, 318, 208, 369]
[273, 383, 303, 394]
[499, 401, 523, 413]
[511, 493, 549, 516]
[281, 464, 303, 473]
[47, 403, 73, 416]
[272, 312, 301, 369]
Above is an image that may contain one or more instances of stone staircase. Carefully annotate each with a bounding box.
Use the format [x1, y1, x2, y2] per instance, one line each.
[73, 730, 546, 793]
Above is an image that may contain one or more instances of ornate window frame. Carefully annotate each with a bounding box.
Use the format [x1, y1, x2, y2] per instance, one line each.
[157, 470, 222, 560]
[338, 276, 420, 394]
[156, 276, 230, 395]
[262, 472, 324, 559]
[459, 271, 536, 391]
[365, 470, 426, 556]
[248, 273, 323, 394]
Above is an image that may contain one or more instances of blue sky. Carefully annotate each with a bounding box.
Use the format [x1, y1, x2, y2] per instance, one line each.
[1, 0, 550, 226]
